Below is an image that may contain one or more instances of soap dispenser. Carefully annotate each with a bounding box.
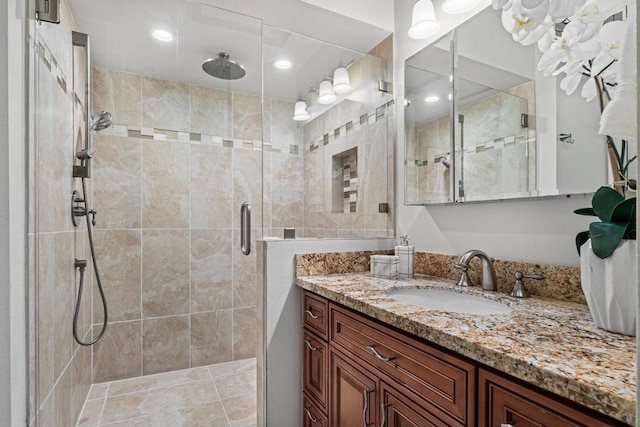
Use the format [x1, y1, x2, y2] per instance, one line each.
[395, 235, 415, 278]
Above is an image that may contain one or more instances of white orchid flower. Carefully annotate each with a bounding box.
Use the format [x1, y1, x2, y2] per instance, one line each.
[548, 0, 586, 22]
[537, 26, 556, 52]
[537, 23, 601, 76]
[589, 20, 625, 76]
[575, 0, 627, 24]
[560, 71, 583, 95]
[502, 0, 550, 42]
[581, 76, 598, 101]
[492, 0, 513, 10]
[518, 15, 555, 45]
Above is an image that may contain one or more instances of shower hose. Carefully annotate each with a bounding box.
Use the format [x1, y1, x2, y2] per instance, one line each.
[73, 176, 108, 346]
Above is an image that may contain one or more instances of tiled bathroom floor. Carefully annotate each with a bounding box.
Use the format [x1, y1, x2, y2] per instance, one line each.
[77, 358, 257, 426]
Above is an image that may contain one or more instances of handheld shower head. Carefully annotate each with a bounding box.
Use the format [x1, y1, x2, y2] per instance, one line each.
[440, 157, 451, 169]
[90, 111, 113, 132]
[76, 148, 96, 161]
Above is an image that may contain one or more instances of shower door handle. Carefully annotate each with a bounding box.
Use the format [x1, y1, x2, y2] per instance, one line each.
[241, 202, 251, 255]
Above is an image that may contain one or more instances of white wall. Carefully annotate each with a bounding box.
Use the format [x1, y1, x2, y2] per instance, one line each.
[259, 238, 394, 427]
[394, 0, 593, 266]
[0, 0, 28, 425]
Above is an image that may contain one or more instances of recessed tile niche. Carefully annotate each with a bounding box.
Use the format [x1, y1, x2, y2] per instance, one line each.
[332, 147, 358, 213]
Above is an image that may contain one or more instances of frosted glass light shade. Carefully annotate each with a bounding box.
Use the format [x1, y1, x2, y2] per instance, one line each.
[408, 0, 440, 39]
[442, 0, 479, 14]
[293, 100, 310, 121]
[318, 80, 337, 104]
[332, 67, 352, 94]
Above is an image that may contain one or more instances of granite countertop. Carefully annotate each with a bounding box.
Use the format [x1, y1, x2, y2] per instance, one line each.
[296, 273, 637, 425]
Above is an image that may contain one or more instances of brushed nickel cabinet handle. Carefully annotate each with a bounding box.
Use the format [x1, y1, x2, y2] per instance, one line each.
[305, 309, 319, 319]
[362, 389, 372, 426]
[304, 340, 318, 351]
[304, 407, 319, 423]
[364, 345, 395, 362]
[501, 423, 515, 427]
[380, 403, 390, 427]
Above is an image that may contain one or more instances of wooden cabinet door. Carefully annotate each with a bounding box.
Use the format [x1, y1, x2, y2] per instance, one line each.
[303, 393, 329, 427]
[303, 330, 328, 412]
[479, 369, 615, 427]
[331, 349, 377, 427]
[380, 382, 452, 427]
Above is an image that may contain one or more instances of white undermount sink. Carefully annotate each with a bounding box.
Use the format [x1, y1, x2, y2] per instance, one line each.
[386, 288, 514, 315]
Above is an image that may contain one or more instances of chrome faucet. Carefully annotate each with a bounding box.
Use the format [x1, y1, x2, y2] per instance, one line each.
[454, 250, 497, 291]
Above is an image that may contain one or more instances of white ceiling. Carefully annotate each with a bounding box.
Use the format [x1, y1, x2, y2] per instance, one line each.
[67, 0, 392, 101]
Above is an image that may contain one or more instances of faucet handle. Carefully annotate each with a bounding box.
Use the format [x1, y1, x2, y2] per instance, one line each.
[511, 271, 544, 298]
[454, 263, 468, 272]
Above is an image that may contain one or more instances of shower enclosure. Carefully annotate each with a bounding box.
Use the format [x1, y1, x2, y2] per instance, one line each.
[27, 0, 393, 424]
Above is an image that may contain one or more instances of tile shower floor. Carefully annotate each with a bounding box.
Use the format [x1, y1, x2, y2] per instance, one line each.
[77, 358, 257, 426]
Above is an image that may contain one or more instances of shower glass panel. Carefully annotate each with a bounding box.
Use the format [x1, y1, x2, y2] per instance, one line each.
[262, 27, 394, 239]
[455, 78, 533, 202]
[29, 0, 263, 423]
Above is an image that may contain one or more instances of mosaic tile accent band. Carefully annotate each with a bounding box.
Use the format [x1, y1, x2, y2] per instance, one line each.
[309, 100, 395, 152]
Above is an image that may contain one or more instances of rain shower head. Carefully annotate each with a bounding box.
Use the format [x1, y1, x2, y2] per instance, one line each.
[90, 111, 113, 132]
[202, 53, 246, 80]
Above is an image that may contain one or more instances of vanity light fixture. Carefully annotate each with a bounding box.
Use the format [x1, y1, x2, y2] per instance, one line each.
[425, 95, 440, 103]
[293, 100, 310, 121]
[273, 59, 293, 70]
[150, 29, 174, 42]
[441, 0, 479, 14]
[408, 0, 440, 40]
[332, 66, 352, 94]
[318, 80, 337, 104]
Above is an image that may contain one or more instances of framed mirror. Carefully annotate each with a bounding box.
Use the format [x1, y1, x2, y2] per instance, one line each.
[404, 5, 634, 205]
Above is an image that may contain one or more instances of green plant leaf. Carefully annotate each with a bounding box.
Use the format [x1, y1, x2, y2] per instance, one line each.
[589, 222, 630, 258]
[574, 207, 596, 216]
[610, 198, 636, 223]
[592, 186, 624, 222]
[575, 231, 590, 255]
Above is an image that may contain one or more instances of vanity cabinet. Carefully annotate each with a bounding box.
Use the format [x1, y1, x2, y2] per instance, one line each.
[478, 369, 615, 427]
[302, 291, 624, 427]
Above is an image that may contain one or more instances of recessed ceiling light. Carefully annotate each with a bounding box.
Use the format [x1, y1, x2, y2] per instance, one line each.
[273, 60, 292, 70]
[425, 95, 440, 103]
[151, 29, 174, 42]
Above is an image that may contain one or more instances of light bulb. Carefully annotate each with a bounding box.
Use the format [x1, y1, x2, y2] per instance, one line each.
[293, 100, 310, 121]
[332, 67, 352, 94]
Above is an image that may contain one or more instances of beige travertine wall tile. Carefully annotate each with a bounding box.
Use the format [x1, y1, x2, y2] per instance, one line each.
[271, 151, 303, 228]
[232, 307, 257, 360]
[53, 362, 73, 427]
[92, 135, 142, 229]
[190, 84, 229, 136]
[53, 232, 74, 379]
[141, 77, 190, 131]
[38, 391, 55, 427]
[232, 229, 257, 308]
[190, 229, 233, 312]
[142, 140, 189, 228]
[143, 315, 190, 375]
[71, 344, 92, 424]
[190, 310, 233, 366]
[37, 234, 55, 405]
[93, 229, 142, 321]
[233, 149, 262, 228]
[76, 398, 104, 427]
[93, 321, 142, 382]
[190, 145, 232, 229]
[270, 99, 299, 148]
[93, 68, 142, 127]
[142, 229, 189, 317]
[232, 92, 262, 140]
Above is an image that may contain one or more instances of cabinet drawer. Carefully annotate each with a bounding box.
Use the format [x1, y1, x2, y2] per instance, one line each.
[303, 330, 328, 413]
[479, 369, 617, 427]
[303, 392, 328, 427]
[330, 304, 474, 426]
[303, 292, 329, 340]
[381, 381, 453, 427]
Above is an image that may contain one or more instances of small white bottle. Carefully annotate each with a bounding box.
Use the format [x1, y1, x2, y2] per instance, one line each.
[395, 235, 415, 278]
